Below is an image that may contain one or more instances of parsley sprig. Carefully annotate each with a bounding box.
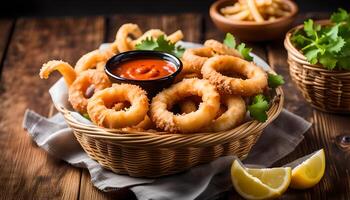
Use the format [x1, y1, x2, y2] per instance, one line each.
[135, 35, 185, 58]
[248, 94, 270, 122]
[291, 8, 350, 70]
[223, 33, 254, 61]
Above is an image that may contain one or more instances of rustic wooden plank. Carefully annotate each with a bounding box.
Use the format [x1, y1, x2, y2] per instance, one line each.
[0, 17, 104, 200]
[78, 14, 203, 200]
[106, 13, 202, 43]
[0, 20, 14, 73]
[267, 13, 350, 199]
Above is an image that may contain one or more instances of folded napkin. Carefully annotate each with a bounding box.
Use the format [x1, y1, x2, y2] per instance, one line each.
[23, 108, 310, 200]
[23, 42, 311, 200]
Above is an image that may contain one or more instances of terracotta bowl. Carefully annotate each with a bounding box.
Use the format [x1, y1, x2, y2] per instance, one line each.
[210, 0, 298, 41]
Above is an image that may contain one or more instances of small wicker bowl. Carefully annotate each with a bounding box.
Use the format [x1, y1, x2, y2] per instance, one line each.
[55, 86, 284, 178]
[284, 20, 350, 113]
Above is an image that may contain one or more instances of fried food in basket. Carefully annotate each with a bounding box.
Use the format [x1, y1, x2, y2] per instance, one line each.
[87, 84, 149, 128]
[202, 55, 268, 96]
[150, 78, 220, 133]
[40, 60, 111, 113]
[39, 23, 283, 133]
[220, 0, 292, 22]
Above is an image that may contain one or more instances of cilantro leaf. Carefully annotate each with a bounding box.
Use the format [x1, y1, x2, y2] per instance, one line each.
[248, 94, 269, 122]
[331, 8, 349, 23]
[319, 53, 338, 70]
[223, 33, 236, 48]
[291, 9, 350, 71]
[154, 35, 174, 53]
[237, 43, 253, 61]
[135, 37, 158, 50]
[82, 113, 91, 120]
[268, 73, 285, 88]
[304, 48, 321, 64]
[222, 33, 253, 61]
[135, 35, 185, 58]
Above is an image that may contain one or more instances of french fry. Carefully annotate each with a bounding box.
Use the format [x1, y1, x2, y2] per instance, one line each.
[220, 3, 245, 15]
[226, 9, 251, 21]
[220, 0, 291, 22]
[247, 0, 265, 22]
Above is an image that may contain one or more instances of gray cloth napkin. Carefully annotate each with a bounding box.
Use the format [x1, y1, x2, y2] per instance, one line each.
[23, 109, 311, 200]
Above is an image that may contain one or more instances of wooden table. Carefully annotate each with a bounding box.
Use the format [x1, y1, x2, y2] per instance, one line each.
[0, 12, 349, 200]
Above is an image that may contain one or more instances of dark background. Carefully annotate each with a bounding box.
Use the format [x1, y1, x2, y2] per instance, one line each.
[1, 0, 349, 18]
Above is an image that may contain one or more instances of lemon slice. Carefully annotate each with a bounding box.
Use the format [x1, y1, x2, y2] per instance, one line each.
[231, 160, 291, 200]
[287, 149, 326, 189]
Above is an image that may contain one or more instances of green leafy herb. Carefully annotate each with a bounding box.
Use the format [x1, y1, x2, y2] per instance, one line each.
[248, 94, 270, 122]
[268, 73, 285, 88]
[82, 113, 90, 120]
[135, 35, 185, 57]
[223, 33, 236, 48]
[291, 8, 350, 70]
[223, 33, 253, 61]
[237, 43, 253, 61]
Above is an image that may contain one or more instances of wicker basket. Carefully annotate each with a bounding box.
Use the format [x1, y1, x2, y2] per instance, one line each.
[284, 20, 350, 113]
[55, 87, 284, 178]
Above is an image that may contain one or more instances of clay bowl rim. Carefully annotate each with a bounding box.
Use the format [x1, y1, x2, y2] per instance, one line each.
[210, 0, 299, 27]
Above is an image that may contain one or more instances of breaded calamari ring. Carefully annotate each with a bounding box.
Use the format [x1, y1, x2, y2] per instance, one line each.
[167, 30, 184, 44]
[68, 70, 111, 113]
[75, 49, 114, 73]
[204, 39, 242, 58]
[150, 78, 220, 133]
[202, 95, 246, 132]
[87, 84, 149, 128]
[113, 23, 142, 53]
[132, 29, 165, 47]
[40, 60, 76, 86]
[182, 47, 215, 73]
[111, 101, 154, 130]
[132, 29, 184, 47]
[201, 55, 268, 96]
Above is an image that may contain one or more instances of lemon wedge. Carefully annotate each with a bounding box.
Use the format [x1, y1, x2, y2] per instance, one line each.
[231, 160, 291, 200]
[288, 149, 326, 189]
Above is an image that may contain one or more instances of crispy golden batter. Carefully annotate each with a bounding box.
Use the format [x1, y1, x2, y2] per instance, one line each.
[201, 55, 267, 96]
[204, 39, 242, 58]
[150, 78, 220, 133]
[68, 70, 111, 113]
[182, 47, 215, 74]
[40, 60, 77, 86]
[87, 84, 149, 128]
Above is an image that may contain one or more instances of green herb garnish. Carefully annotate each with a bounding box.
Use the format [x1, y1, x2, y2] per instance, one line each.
[268, 73, 285, 88]
[291, 8, 350, 70]
[223, 33, 253, 61]
[248, 94, 270, 122]
[135, 35, 185, 58]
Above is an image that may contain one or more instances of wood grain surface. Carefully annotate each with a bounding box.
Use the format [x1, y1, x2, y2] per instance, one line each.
[0, 13, 349, 200]
[0, 17, 104, 200]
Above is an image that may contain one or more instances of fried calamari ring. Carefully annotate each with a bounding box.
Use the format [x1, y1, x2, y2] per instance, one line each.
[40, 60, 76, 86]
[150, 78, 220, 133]
[132, 29, 165, 47]
[75, 49, 114, 73]
[167, 30, 184, 44]
[87, 84, 149, 128]
[68, 70, 111, 113]
[204, 39, 242, 58]
[182, 47, 215, 73]
[201, 55, 268, 96]
[111, 101, 154, 130]
[113, 23, 143, 53]
[201, 95, 246, 132]
[132, 29, 184, 47]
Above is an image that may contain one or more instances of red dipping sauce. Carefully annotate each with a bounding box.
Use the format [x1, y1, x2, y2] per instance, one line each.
[113, 59, 177, 80]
